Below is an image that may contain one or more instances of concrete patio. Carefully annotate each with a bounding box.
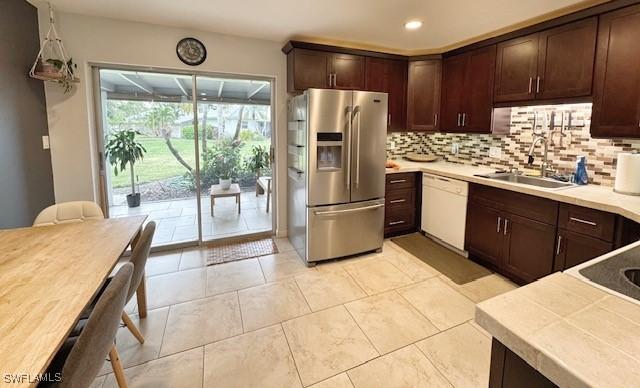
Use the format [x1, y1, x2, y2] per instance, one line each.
[109, 190, 272, 246]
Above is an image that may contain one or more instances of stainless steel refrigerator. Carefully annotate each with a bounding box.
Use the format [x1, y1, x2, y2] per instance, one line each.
[287, 89, 387, 264]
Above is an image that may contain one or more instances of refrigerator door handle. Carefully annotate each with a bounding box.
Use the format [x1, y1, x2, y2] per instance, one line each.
[354, 105, 361, 187]
[346, 106, 352, 189]
[314, 203, 384, 216]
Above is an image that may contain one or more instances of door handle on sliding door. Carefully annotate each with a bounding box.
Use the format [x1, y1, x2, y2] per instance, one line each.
[314, 204, 384, 216]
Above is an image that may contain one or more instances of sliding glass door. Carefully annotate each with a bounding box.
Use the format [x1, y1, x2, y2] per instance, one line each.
[194, 75, 273, 242]
[94, 67, 274, 249]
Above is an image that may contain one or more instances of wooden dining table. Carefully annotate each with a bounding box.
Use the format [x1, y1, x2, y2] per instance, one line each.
[0, 216, 146, 387]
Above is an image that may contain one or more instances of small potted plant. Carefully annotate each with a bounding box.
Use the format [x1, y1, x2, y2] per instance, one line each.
[105, 129, 147, 207]
[47, 58, 77, 93]
[209, 139, 241, 190]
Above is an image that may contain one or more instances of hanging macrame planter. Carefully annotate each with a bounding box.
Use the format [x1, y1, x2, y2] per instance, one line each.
[28, 3, 79, 93]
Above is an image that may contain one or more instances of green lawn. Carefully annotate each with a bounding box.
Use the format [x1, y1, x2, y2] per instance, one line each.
[109, 136, 270, 188]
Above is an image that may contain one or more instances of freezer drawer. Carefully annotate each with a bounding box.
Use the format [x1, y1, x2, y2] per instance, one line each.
[307, 199, 385, 262]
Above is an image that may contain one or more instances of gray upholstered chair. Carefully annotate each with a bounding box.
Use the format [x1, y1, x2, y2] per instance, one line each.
[46, 263, 133, 388]
[120, 221, 156, 344]
[73, 222, 156, 345]
[33, 201, 104, 226]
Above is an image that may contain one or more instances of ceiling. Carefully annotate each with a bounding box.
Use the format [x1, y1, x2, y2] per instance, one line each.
[47, 0, 602, 54]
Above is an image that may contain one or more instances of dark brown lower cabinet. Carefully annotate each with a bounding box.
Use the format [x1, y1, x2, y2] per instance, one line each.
[553, 228, 613, 271]
[465, 184, 640, 284]
[466, 202, 504, 267]
[466, 201, 556, 284]
[384, 173, 421, 237]
[502, 213, 556, 284]
[490, 339, 557, 388]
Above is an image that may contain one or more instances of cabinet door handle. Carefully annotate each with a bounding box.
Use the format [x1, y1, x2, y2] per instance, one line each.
[503, 218, 509, 235]
[434, 113, 438, 127]
[457, 113, 461, 127]
[497, 216, 501, 233]
[389, 179, 406, 184]
[556, 235, 563, 256]
[333, 73, 337, 87]
[569, 217, 597, 226]
[528, 77, 533, 94]
[536, 76, 541, 93]
[389, 220, 406, 226]
[462, 113, 466, 127]
[390, 199, 406, 204]
[328, 74, 333, 87]
[388, 114, 391, 126]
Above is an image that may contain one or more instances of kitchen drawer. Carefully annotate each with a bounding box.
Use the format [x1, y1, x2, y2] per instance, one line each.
[384, 207, 416, 234]
[559, 204, 615, 242]
[386, 173, 417, 190]
[469, 184, 558, 225]
[385, 189, 415, 210]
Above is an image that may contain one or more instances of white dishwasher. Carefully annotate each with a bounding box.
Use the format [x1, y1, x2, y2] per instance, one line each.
[421, 173, 468, 251]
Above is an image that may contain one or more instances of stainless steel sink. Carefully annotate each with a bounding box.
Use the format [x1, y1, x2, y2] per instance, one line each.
[477, 172, 576, 190]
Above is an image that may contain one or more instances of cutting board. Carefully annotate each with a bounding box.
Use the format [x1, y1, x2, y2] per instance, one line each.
[404, 153, 438, 162]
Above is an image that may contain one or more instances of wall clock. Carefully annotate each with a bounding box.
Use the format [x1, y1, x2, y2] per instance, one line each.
[176, 37, 207, 66]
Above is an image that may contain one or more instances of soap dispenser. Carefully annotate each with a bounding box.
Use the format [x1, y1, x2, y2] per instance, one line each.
[574, 155, 589, 185]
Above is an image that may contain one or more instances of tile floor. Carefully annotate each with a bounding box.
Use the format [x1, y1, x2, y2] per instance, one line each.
[109, 191, 272, 246]
[94, 237, 518, 388]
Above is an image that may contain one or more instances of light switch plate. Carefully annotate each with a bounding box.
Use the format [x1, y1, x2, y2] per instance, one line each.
[489, 146, 502, 159]
[42, 135, 50, 150]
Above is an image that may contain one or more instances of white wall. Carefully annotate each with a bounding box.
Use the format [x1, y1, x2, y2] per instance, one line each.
[37, 10, 289, 236]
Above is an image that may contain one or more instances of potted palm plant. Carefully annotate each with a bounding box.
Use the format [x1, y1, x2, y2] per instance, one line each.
[105, 129, 147, 207]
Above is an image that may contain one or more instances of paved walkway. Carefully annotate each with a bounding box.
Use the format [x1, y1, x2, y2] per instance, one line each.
[110, 191, 272, 246]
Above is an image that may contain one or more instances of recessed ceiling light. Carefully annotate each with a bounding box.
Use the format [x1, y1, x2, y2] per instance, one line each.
[404, 20, 422, 30]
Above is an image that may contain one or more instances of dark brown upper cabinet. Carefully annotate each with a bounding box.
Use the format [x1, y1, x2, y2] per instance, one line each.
[287, 48, 331, 91]
[441, 45, 496, 133]
[286, 48, 365, 92]
[536, 18, 597, 100]
[331, 53, 365, 90]
[365, 57, 408, 131]
[592, 4, 640, 138]
[494, 34, 539, 102]
[494, 18, 597, 103]
[406, 60, 441, 132]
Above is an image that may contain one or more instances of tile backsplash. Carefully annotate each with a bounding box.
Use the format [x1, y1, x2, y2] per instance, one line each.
[386, 103, 640, 186]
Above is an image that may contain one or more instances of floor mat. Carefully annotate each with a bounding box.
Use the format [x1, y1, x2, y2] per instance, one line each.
[391, 233, 491, 285]
[207, 237, 278, 266]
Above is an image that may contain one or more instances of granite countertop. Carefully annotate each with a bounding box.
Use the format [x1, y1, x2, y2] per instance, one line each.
[476, 267, 640, 387]
[385, 159, 640, 224]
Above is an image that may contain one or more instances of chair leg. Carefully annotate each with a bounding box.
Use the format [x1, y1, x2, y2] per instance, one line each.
[121, 311, 145, 344]
[109, 344, 128, 388]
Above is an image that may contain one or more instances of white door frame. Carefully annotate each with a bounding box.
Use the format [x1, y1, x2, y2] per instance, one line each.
[90, 63, 278, 252]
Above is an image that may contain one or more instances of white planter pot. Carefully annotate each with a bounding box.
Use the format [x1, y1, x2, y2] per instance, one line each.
[219, 178, 232, 190]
